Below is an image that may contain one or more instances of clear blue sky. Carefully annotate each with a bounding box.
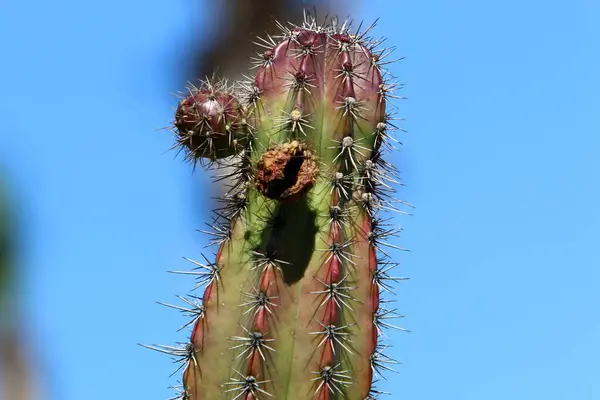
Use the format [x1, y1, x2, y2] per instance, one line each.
[1, 1, 599, 399]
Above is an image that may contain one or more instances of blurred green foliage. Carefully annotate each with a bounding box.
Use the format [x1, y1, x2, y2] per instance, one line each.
[0, 174, 38, 400]
[0, 176, 14, 325]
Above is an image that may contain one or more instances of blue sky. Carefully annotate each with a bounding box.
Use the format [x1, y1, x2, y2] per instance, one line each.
[1, 0, 599, 399]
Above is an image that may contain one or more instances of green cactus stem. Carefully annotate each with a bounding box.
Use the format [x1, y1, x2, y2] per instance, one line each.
[150, 13, 408, 400]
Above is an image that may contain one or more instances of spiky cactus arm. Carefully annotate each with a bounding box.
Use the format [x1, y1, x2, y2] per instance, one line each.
[153, 14, 407, 400]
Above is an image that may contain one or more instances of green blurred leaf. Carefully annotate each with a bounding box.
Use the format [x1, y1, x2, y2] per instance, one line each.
[0, 177, 14, 322]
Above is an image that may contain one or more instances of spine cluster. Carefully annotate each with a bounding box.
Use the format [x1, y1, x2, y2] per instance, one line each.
[148, 13, 409, 400]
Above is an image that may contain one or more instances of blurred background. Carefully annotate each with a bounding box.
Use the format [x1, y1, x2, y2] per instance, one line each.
[1, 0, 599, 399]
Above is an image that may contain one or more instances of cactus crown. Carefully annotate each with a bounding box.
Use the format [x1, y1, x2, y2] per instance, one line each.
[150, 12, 409, 400]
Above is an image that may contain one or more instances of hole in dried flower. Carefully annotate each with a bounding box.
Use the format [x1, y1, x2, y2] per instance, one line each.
[256, 141, 318, 202]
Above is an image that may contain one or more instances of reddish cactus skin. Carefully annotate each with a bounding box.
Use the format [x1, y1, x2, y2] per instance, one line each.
[151, 14, 408, 400]
[173, 80, 249, 163]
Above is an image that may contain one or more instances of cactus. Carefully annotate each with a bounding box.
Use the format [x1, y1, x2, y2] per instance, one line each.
[151, 13, 408, 399]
